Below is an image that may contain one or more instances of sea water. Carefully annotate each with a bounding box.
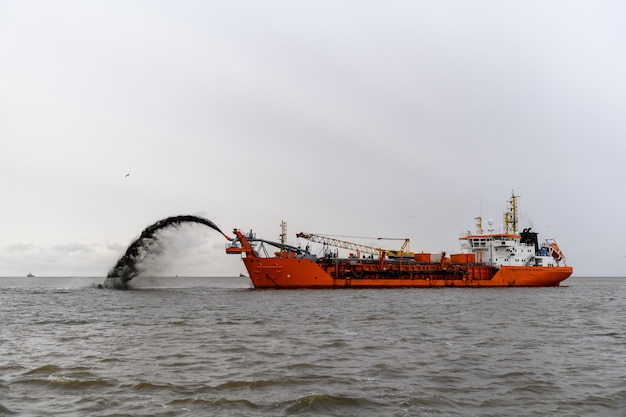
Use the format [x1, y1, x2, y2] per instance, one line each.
[0, 276, 624, 416]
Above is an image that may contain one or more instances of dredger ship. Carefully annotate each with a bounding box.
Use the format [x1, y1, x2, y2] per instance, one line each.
[226, 193, 572, 288]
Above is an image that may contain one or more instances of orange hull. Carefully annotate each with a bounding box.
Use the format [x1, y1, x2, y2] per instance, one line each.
[228, 230, 573, 289]
[242, 257, 572, 289]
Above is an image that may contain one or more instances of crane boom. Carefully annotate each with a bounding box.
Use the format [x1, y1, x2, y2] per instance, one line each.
[295, 232, 384, 256]
[380, 237, 411, 258]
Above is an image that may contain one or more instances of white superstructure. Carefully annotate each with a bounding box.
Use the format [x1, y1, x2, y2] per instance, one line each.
[458, 193, 567, 268]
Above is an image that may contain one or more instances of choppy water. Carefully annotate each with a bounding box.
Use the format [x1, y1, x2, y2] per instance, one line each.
[0, 276, 624, 417]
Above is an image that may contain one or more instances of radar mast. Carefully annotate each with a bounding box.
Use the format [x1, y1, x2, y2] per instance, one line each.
[503, 191, 520, 234]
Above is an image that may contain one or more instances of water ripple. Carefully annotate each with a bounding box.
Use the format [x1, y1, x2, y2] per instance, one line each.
[0, 276, 624, 416]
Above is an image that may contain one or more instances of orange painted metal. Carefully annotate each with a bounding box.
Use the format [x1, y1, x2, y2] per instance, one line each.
[413, 252, 431, 262]
[226, 229, 573, 289]
[450, 253, 476, 263]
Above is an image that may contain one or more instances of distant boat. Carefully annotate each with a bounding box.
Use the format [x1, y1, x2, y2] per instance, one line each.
[27, 272, 35, 277]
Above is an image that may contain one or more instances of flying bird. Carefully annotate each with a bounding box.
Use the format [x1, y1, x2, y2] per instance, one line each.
[125, 173, 130, 177]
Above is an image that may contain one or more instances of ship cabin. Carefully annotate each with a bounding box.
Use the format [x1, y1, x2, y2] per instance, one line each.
[458, 231, 561, 268]
[456, 194, 566, 269]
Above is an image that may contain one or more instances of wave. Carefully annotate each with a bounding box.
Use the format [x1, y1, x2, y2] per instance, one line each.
[168, 397, 261, 410]
[22, 364, 62, 375]
[130, 381, 180, 392]
[285, 393, 383, 415]
[15, 375, 115, 390]
[16, 365, 116, 391]
[214, 374, 342, 392]
[0, 403, 16, 416]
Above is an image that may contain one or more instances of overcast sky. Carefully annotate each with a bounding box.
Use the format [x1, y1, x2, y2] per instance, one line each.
[1, 1, 625, 277]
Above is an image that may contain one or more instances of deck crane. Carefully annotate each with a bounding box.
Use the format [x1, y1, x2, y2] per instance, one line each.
[295, 232, 383, 258]
[379, 237, 413, 258]
[295, 233, 411, 259]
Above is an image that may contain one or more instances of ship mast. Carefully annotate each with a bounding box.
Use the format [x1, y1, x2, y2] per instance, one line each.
[503, 191, 520, 234]
[475, 216, 483, 234]
[279, 220, 287, 255]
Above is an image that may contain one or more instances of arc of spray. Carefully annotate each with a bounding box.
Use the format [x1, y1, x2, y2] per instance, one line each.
[104, 215, 229, 289]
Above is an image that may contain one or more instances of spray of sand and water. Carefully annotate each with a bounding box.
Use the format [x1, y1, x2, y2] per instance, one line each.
[104, 215, 228, 289]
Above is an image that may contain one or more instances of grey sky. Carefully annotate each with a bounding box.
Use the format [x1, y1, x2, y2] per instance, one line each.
[1, 1, 625, 277]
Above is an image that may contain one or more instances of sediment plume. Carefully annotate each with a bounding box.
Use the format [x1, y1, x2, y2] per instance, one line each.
[104, 215, 228, 289]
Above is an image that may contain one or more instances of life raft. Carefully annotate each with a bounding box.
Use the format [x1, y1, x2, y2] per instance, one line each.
[549, 242, 564, 262]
